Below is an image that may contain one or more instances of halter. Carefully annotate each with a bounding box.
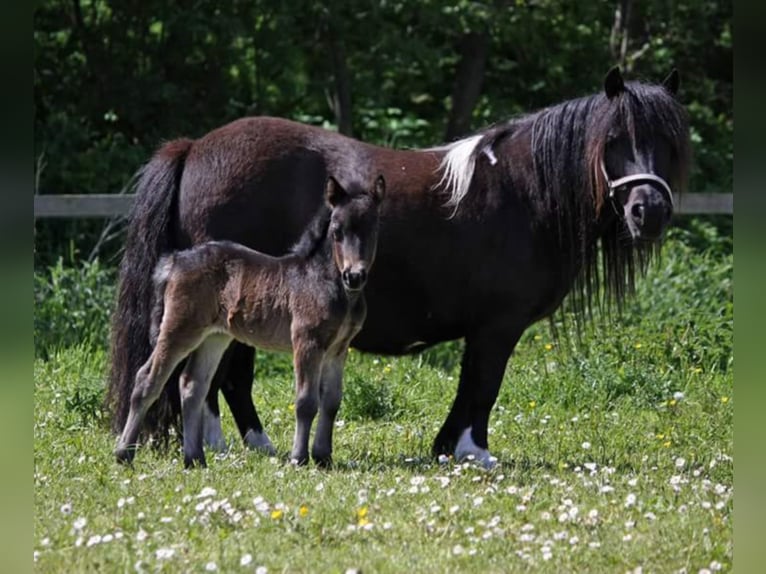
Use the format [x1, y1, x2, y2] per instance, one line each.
[599, 159, 674, 208]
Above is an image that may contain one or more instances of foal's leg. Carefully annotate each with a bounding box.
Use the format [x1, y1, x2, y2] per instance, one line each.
[115, 337, 188, 464]
[311, 351, 346, 467]
[219, 344, 276, 454]
[290, 343, 324, 465]
[180, 335, 232, 468]
[433, 322, 523, 468]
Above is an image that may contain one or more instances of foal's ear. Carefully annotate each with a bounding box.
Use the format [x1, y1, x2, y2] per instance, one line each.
[325, 176, 347, 207]
[662, 69, 680, 96]
[372, 175, 386, 204]
[604, 66, 625, 99]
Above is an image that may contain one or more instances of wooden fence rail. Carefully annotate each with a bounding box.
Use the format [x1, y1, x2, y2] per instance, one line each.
[34, 192, 733, 219]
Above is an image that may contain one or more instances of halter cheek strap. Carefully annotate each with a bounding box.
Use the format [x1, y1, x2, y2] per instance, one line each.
[600, 160, 674, 208]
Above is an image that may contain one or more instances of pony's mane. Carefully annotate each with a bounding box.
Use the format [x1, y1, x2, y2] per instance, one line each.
[289, 204, 332, 258]
[434, 80, 690, 319]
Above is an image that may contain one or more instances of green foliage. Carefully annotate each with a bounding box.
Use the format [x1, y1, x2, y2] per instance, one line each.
[342, 363, 396, 421]
[33, 0, 731, 265]
[34, 257, 116, 358]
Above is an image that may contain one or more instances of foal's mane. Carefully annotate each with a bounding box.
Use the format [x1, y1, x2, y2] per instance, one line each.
[289, 204, 332, 259]
[435, 80, 690, 320]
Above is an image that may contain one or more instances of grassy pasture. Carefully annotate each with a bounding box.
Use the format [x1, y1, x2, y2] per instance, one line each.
[34, 219, 732, 573]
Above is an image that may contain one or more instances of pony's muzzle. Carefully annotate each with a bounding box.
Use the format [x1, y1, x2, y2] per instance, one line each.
[626, 185, 672, 239]
[342, 268, 367, 291]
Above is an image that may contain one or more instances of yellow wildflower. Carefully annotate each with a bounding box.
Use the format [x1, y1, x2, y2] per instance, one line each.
[634, 342, 643, 349]
[721, 396, 729, 404]
[271, 509, 283, 520]
[299, 505, 309, 517]
[534, 334, 542, 341]
[663, 440, 672, 448]
[528, 400, 537, 409]
[544, 343, 553, 351]
[357, 506, 368, 519]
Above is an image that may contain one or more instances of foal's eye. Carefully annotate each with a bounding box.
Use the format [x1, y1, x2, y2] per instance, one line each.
[332, 228, 343, 241]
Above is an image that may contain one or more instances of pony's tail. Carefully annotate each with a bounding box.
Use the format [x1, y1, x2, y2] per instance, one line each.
[106, 138, 193, 440]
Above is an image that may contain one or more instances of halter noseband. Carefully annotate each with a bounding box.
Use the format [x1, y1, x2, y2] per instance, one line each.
[599, 160, 674, 208]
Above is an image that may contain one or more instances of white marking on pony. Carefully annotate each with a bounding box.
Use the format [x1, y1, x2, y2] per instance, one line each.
[244, 428, 276, 456]
[202, 404, 227, 452]
[481, 145, 498, 165]
[430, 134, 483, 212]
[455, 426, 497, 469]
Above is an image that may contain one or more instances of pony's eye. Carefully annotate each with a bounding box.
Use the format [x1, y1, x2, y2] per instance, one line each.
[332, 228, 343, 241]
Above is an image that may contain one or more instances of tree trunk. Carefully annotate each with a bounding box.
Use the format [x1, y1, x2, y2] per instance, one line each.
[326, 25, 353, 137]
[610, 0, 632, 68]
[445, 31, 490, 141]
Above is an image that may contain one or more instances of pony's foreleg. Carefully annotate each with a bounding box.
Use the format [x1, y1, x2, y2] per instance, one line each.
[433, 322, 522, 469]
[115, 341, 185, 464]
[179, 335, 231, 468]
[290, 343, 323, 465]
[311, 351, 346, 467]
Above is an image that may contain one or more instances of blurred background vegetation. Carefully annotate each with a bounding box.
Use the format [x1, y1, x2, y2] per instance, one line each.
[34, 0, 731, 268]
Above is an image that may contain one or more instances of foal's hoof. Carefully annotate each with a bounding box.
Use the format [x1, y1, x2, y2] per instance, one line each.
[289, 456, 309, 466]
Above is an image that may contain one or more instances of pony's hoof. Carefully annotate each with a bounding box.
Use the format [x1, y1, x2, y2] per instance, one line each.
[183, 454, 207, 469]
[313, 454, 333, 469]
[244, 429, 276, 456]
[454, 427, 497, 469]
[115, 447, 135, 465]
[289, 456, 308, 466]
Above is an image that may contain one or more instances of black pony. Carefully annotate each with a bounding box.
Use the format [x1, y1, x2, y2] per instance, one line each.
[107, 67, 690, 466]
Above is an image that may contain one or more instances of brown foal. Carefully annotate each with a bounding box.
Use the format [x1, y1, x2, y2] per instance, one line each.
[115, 175, 385, 468]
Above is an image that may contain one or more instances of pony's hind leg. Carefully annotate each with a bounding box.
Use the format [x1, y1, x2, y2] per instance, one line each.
[311, 352, 346, 467]
[218, 343, 276, 455]
[290, 344, 324, 465]
[180, 335, 232, 468]
[115, 339, 187, 464]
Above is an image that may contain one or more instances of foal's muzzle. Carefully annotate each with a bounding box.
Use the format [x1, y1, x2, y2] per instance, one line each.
[342, 268, 367, 291]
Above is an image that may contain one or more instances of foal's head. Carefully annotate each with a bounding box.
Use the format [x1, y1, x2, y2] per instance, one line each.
[594, 67, 690, 242]
[325, 175, 385, 292]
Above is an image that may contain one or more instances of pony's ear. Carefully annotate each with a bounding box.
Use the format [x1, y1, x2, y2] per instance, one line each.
[372, 175, 386, 204]
[604, 66, 625, 99]
[325, 176, 347, 207]
[662, 69, 680, 96]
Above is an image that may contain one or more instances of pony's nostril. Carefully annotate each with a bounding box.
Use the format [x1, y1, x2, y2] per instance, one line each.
[358, 269, 367, 284]
[342, 269, 351, 283]
[631, 203, 645, 222]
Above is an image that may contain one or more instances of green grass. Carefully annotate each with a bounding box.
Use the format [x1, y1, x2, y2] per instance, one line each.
[34, 220, 732, 572]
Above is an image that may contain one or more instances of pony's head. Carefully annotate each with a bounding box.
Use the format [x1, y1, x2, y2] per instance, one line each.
[325, 175, 386, 292]
[592, 66, 690, 241]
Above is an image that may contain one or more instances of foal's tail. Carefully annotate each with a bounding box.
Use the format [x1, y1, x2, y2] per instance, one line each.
[106, 139, 193, 440]
[149, 255, 176, 346]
